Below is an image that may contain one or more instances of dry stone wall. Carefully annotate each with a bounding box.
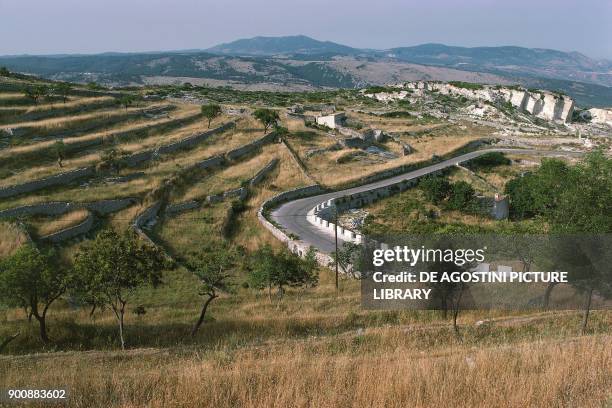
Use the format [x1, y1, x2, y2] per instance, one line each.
[0, 167, 95, 199]
[41, 213, 95, 243]
[226, 131, 277, 161]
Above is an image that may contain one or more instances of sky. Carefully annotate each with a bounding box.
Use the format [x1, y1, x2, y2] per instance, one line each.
[1, 0, 610, 59]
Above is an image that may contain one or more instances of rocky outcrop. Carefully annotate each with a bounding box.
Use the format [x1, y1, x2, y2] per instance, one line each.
[587, 108, 612, 127]
[365, 81, 575, 123]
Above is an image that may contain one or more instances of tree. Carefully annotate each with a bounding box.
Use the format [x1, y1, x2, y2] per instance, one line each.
[184, 242, 237, 336]
[118, 94, 137, 111]
[249, 245, 318, 300]
[97, 148, 128, 173]
[329, 241, 364, 279]
[73, 229, 166, 349]
[0, 66, 10, 77]
[468, 152, 511, 170]
[504, 158, 569, 219]
[446, 181, 475, 211]
[252, 108, 280, 133]
[53, 140, 66, 168]
[23, 85, 48, 104]
[54, 83, 72, 103]
[201, 104, 222, 128]
[548, 151, 612, 332]
[87, 81, 102, 90]
[424, 237, 473, 336]
[0, 245, 71, 343]
[419, 176, 451, 205]
[505, 152, 611, 331]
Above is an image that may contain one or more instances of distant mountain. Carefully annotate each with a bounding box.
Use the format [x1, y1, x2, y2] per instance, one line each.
[207, 35, 358, 56]
[2, 36, 611, 106]
[386, 43, 612, 87]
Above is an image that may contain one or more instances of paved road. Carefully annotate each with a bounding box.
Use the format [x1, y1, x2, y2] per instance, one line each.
[271, 148, 583, 253]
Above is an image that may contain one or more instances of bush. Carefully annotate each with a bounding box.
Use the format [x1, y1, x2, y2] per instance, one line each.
[446, 181, 476, 211]
[448, 81, 484, 90]
[468, 152, 511, 170]
[419, 176, 451, 204]
[380, 111, 413, 118]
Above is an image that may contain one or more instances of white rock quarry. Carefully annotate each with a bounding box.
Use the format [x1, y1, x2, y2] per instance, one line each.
[364, 81, 575, 123]
[587, 108, 612, 127]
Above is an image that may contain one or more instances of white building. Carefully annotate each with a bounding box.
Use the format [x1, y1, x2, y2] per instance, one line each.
[316, 113, 346, 129]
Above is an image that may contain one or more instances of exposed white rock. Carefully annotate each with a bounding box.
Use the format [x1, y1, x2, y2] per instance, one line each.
[364, 81, 575, 123]
[587, 108, 612, 127]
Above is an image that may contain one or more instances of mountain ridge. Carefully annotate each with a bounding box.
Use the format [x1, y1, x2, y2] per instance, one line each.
[1, 35, 611, 107]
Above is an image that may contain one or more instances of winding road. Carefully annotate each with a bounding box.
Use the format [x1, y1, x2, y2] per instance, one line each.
[271, 148, 583, 253]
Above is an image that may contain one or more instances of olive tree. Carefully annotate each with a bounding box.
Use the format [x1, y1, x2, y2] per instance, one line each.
[252, 108, 280, 133]
[249, 244, 318, 300]
[201, 104, 222, 128]
[184, 242, 238, 336]
[0, 245, 71, 343]
[73, 229, 166, 349]
[54, 82, 72, 103]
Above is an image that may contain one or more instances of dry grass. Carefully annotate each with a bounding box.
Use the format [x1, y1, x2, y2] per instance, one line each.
[28, 209, 90, 238]
[0, 104, 200, 162]
[178, 144, 279, 201]
[0, 221, 29, 256]
[0, 96, 114, 115]
[348, 110, 445, 133]
[0, 104, 153, 130]
[310, 133, 481, 187]
[0, 310, 609, 408]
[283, 116, 493, 188]
[0, 106, 223, 188]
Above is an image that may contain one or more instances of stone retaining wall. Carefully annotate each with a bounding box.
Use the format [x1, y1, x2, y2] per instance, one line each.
[226, 131, 277, 161]
[250, 159, 278, 186]
[165, 200, 200, 216]
[0, 198, 137, 219]
[41, 213, 95, 243]
[189, 155, 225, 171]
[86, 198, 138, 215]
[132, 201, 163, 248]
[124, 121, 235, 167]
[0, 167, 95, 199]
[0, 121, 235, 199]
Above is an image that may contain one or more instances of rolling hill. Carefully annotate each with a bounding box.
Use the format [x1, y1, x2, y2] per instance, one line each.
[1, 36, 611, 107]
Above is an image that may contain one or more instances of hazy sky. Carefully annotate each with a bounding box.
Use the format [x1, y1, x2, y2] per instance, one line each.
[1, 0, 610, 59]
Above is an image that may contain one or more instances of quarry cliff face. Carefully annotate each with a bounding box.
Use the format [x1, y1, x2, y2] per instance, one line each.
[587, 108, 612, 127]
[368, 81, 575, 123]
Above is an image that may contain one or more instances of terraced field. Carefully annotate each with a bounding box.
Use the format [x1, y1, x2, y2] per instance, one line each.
[0, 78, 318, 260]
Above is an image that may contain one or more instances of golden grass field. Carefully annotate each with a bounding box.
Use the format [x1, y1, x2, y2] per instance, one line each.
[0, 268, 610, 408]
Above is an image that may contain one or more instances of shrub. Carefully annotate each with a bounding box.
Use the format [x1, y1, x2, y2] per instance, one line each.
[446, 181, 476, 211]
[448, 81, 484, 90]
[419, 176, 451, 204]
[468, 152, 511, 170]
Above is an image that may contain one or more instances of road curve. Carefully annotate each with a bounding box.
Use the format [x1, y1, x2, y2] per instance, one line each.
[271, 148, 583, 254]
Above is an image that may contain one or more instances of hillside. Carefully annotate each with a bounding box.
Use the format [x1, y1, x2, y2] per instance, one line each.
[0, 71, 611, 407]
[387, 43, 612, 87]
